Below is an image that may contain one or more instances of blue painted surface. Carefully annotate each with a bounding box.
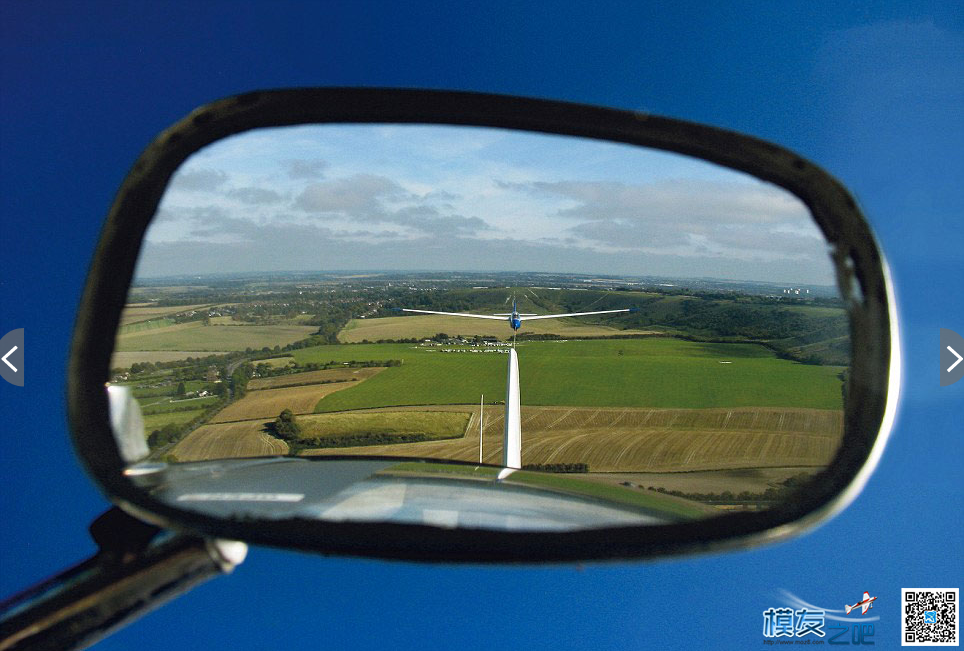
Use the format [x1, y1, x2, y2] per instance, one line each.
[1, 3, 960, 649]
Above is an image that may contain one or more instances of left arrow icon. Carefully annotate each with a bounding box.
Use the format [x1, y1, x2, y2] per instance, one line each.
[2, 346, 17, 372]
[0, 329, 24, 387]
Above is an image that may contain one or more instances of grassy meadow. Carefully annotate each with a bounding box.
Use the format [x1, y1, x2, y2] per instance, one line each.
[110, 351, 217, 367]
[247, 367, 382, 391]
[142, 409, 208, 433]
[118, 317, 176, 335]
[291, 338, 845, 413]
[139, 396, 221, 415]
[114, 322, 318, 352]
[119, 303, 212, 326]
[253, 356, 297, 368]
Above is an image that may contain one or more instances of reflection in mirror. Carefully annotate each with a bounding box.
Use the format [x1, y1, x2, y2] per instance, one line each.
[112, 124, 849, 531]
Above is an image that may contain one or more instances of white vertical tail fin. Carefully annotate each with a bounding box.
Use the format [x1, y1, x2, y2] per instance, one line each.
[845, 604, 854, 615]
[502, 348, 521, 469]
[479, 394, 484, 464]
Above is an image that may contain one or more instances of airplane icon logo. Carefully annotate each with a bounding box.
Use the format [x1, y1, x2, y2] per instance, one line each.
[844, 592, 877, 615]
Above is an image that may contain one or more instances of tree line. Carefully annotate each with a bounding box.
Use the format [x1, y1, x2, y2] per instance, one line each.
[647, 472, 815, 505]
[522, 463, 589, 473]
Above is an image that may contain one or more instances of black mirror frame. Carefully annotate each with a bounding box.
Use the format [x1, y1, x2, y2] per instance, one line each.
[68, 88, 900, 563]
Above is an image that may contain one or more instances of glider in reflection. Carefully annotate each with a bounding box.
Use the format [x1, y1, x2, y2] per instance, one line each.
[394, 298, 636, 332]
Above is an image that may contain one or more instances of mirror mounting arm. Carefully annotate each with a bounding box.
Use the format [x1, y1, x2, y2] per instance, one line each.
[0, 507, 246, 651]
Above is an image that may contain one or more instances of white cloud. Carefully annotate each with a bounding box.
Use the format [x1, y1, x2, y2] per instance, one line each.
[169, 168, 228, 192]
[140, 124, 836, 283]
[294, 174, 405, 217]
[285, 159, 328, 179]
[227, 187, 284, 205]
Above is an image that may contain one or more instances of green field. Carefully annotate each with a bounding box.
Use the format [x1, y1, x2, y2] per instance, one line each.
[140, 396, 221, 415]
[118, 317, 176, 335]
[210, 315, 314, 326]
[142, 409, 208, 433]
[783, 305, 847, 317]
[119, 303, 218, 326]
[111, 351, 219, 367]
[296, 411, 470, 440]
[126, 379, 214, 399]
[257, 356, 297, 368]
[131, 385, 177, 399]
[290, 338, 845, 413]
[115, 323, 318, 352]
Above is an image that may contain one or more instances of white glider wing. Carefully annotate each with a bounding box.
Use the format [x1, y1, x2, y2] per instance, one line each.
[519, 308, 635, 321]
[397, 308, 506, 321]
[862, 602, 871, 615]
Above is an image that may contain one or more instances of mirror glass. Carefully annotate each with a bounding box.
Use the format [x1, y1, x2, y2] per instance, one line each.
[111, 124, 849, 532]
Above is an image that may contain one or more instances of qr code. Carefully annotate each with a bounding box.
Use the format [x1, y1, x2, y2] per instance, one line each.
[903, 589, 959, 646]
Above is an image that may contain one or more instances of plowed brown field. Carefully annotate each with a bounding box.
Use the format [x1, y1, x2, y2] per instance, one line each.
[211, 382, 367, 422]
[172, 420, 288, 461]
[171, 368, 386, 460]
[300, 405, 843, 472]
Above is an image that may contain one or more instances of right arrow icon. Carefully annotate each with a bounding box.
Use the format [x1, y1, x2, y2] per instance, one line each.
[940, 329, 964, 386]
[948, 346, 963, 373]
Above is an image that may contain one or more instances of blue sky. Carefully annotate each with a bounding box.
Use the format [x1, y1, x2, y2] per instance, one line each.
[1, 2, 961, 649]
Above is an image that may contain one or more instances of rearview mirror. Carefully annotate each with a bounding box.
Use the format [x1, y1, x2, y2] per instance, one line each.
[69, 89, 899, 561]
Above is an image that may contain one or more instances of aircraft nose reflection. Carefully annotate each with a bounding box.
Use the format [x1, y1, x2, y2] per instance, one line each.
[132, 458, 676, 532]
